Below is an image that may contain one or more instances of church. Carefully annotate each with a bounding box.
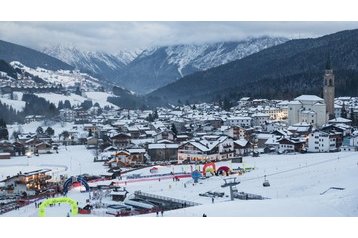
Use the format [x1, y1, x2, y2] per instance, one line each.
[288, 60, 335, 127]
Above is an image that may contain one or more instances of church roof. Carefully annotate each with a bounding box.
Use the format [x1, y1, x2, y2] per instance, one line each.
[294, 95, 324, 102]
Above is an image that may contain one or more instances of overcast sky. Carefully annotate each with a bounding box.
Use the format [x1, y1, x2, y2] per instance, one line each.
[1, 22, 358, 53]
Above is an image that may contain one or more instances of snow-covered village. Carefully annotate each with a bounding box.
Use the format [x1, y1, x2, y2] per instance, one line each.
[0, 21, 358, 220]
[1, 61, 358, 217]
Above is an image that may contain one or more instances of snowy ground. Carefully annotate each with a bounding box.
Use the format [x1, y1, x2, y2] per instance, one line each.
[1, 150, 358, 217]
[0, 97, 26, 112]
[35, 92, 118, 109]
[7, 121, 76, 139]
[0, 145, 109, 182]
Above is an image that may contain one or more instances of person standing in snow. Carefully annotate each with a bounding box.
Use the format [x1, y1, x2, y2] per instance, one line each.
[211, 197, 214, 203]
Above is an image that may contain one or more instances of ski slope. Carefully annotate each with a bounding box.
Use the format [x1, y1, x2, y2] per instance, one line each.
[1, 150, 358, 217]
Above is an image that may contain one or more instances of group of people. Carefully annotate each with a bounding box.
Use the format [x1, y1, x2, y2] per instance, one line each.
[156, 209, 164, 216]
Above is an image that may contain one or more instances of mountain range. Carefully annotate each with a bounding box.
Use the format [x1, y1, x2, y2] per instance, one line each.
[43, 36, 288, 94]
[2, 29, 358, 109]
[42, 45, 138, 83]
[148, 29, 358, 105]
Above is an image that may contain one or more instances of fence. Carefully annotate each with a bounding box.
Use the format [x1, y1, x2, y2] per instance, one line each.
[134, 190, 201, 207]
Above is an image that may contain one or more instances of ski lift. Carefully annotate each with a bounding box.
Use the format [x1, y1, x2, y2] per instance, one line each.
[262, 175, 270, 187]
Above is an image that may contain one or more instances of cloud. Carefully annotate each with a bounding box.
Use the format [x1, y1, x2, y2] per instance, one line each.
[0, 22, 358, 53]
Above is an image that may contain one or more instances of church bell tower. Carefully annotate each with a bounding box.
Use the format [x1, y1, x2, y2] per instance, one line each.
[323, 59, 335, 119]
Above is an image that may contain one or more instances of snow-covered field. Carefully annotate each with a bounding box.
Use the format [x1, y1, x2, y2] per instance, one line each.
[1, 150, 358, 217]
[0, 97, 26, 112]
[0, 145, 109, 182]
[35, 92, 118, 109]
[7, 121, 76, 139]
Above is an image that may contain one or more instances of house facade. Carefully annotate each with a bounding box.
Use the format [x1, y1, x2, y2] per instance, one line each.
[307, 131, 336, 152]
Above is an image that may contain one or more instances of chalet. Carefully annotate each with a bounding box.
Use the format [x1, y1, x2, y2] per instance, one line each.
[126, 148, 146, 165]
[328, 117, 352, 126]
[35, 142, 53, 154]
[234, 139, 252, 156]
[277, 137, 305, 153]
[17, 133, 37, 144]
[154, 130, 175, 143]
[256, 133, 272, 149]
[147, 143, 179, 162]
[264, 135, 280, 152]
[321, 124, 351, 137]
[110, 133, 131, 149]
[127, 126, 140, 139]
[107, 149, 146, 167]
[177, 136, 235, 163]
[287, 122, 313, 137]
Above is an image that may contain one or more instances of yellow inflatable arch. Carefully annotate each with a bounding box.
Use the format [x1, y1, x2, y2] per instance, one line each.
[38, 197, 78, 217]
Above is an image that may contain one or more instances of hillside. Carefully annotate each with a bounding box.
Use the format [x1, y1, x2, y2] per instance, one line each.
[0, 39, 73, 71]
[116, 37, 288, 94]
[43, 45, 137, 82]
[148, 29, 358, 105]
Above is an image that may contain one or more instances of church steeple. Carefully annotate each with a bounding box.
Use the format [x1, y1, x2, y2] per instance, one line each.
[325, 56, 331, 70]
[323, 58, 335, 119]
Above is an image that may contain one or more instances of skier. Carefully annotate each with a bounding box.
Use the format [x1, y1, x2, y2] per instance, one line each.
[211, 197, 214, 203]
[202, 213, 207, 217]
[161, 209, 164, 216]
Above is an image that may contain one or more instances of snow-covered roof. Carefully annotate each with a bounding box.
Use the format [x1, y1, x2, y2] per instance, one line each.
[287, 100, 301, 105]
[127, 148, 146, 154]
[294, 95, 324, 101]
[328, 117, 352, 123]
[148, 144, 179, 149]
[234, 139, 249, 147]
[256, 134, 272, 140]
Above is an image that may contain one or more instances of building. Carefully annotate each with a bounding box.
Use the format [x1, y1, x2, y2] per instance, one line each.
[287, 95, 327, 127]
[147, 143, 179, 162]
[233, 139, 252, 156]
[110, 133, 132, 149]
[59, 109, 76, 122]
[323, 60, 335, 119]
[277, 138, 305, 153]
[224, 117, 252, 128]
[251, 113, 270, 127]
[1, 169, 52, 196]
[307, 131, 337, 153]
[177, 136, 235, 163]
